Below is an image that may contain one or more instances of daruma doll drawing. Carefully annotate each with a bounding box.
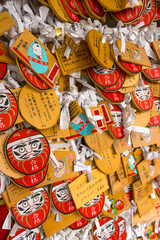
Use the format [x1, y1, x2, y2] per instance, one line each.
[92, 217, 119, 240]
[51, 180, 76, 214]
[108, 104, 124, 139]
[78, 193, 105, 219]
[10, 188, 50, 229]
[0, 89, 18, 132]
[5, 128, 50, 175]
[7, 228, 41, 240]
[131, 81, 153, 111]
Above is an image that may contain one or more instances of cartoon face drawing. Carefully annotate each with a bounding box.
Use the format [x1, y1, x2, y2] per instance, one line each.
[135, 86, 150, 101]
[72, 115, 83, 125]
[70, 113, 93, 136]
[55, 185, 72, 202]
[0, 90, 18, 133]
[32, 42, 42, 60]
[132, 81, 153, 111]
[107, 199, 124, 215]
[112, 111, 123, 127]
[133, 49, 142, 62]
[11, 188, 50, 229]
[93, 217, 119, 240]
[93, 64, 116, 75]
[117, 217, 127, 240]
[96, 220, 118, 240]
[98, 222, 115, 240]
[83, 195, 100, 207]
[12, 138, 43, 161]
[16, 191, 44, 216]
[118, 221, 125, 236]
[109, 104, 124, 139]
[128, 155, 137, 173]
[19, 231, 36, 240]
[9, 228, 40, 240]
[17, 59, 49, 91]
[155, 98, 160, 113]
[0, 93, 10, 113]
[54, 160, 65, 178]
[51, 181, 76, 214]
[6, 128, 50, 175]
[28, 41, 48, 74]
[145, 0, 152, 13]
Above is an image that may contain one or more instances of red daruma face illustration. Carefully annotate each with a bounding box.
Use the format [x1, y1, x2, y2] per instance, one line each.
[117, 217, 127, 240]
[6, 128, 50, 175]
[8, 228, 40, 240]
[0, 89, 18, 132]
[109, 104, 124, 139]
[132, 81, 153, 111]
[11, 188, 50, 229]
[78, 193, 105, 219]
[51, 181, 76, 214]
[93, 217, 119, 240]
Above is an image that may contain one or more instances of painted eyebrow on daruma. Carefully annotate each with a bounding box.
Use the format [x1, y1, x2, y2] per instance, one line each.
[0, 95, 7, 98]
[18, 197, 30, 204]
[31, 193, 41, 199]
[13, 143, 27, 149]
[28, 139, 40, 144]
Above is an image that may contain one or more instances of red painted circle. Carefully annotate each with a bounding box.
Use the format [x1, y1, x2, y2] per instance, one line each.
[51, 180, 76, 214]
[96, 85, 124, 103]
[143, 62, 160, 82]
[112, 3, 144, 24]
[93, 217, 119, 240]
[6, 128, 50, 175]
[69, 218, 89, 229]
[11, 164, 48, 188]
[11, 188, 50, 229]
[78, 193, 105, 219]
[117, 56, 142, 74]
[88, 63, 121, 87]
[116, 200, 124, 210]
[134, 0, 156, 28]
[101, 70, 126, 92]
[0, 89, 18, 132]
